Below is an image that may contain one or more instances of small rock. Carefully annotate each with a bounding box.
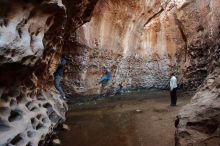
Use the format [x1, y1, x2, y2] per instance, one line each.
[53, 139, 61, 145]
[62, 124, 70, 131]
[135, 109, 142, 113]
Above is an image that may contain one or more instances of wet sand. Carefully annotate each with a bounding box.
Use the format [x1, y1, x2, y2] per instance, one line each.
[55, 90, 192, 146]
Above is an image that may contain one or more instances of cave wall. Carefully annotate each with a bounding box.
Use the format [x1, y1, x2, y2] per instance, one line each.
[0, 0, 98, 145]
[63, 0, 211, 96]
[62, 0, 220, 145]
[0, 1, 68, 145]
[64, 0, 183, 96]
[175, 0, 220, 145]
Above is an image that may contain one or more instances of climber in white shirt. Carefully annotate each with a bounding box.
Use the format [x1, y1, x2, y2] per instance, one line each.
[170, 74, 178, 106]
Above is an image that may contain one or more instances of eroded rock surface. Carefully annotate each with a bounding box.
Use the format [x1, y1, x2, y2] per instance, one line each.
[0, 0, 68, 145]
[63, 0, 211, 96]
[0, 0, 98, 145]
[0, 89, 67, 146]
[175, 0, 220, 145]
[64, 0, 179, 96]
[176, 70, 220, 146]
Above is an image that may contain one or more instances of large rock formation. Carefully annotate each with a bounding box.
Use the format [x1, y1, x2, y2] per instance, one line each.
[64, 0, 181, 96]
[175, 0, 220, 145]
[63, 0, 210, 96]
[0, 0, 67, 145]
[0, 0, 98, 145]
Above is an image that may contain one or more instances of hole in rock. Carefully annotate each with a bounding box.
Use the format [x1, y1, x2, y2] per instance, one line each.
[35, 28, 41, 36]
[43, 103, 54, 115]
[43, 103, 52, 109]
[30, 91, 36, 99]
[36, 123, 45, 130]
[187, 119, 219, 134]
[8, 109, 23, 122]
[26, 142, 34, 146]
[16, 94, 26, 104]
[26, 101, 39, 111]
[31, 118, 38, 129]
[10, 134, 25, 145]
[9, 99, 17, 107]
[197, 25, 204, 32]
[36, 114, 42, 120]
[30, 106, 38, 111]
[46, 16, 53, 26]
[26, 101, 32, 109]
[17, 27, 22, 38]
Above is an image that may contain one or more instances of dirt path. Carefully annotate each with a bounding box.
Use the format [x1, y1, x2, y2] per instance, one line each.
[55, 90, 192, 146]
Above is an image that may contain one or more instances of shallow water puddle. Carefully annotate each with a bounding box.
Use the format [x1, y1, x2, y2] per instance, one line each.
[53, 90, 192, 146]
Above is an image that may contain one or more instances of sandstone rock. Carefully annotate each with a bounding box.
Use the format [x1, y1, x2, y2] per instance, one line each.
[63, 0, 201, 96]
[0, 89, 68, 146]
[174, 0, 220, 145]
[0, 0, 67, 145]
[176, 69, 220, 145]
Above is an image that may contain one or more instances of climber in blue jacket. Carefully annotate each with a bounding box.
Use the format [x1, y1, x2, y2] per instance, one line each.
[99, 64, 111, 84]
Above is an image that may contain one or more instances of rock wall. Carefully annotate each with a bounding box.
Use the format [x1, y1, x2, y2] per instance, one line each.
[64, 0, 181, 96]
[63, 0, 211, 96]
[175, 0, 220, 145]
[0, 0, 68, 145]
[62, 0, 220, 145]
[0, 0, 98, 145]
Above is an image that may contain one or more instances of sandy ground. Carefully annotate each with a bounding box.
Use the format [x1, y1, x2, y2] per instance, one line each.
[55, 90, 193, 146]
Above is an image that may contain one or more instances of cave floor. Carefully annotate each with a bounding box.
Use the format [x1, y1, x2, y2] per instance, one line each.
[56, 90, 192, 146]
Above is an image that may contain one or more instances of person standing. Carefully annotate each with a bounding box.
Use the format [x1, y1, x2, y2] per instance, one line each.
[54, 56, 67, 100]
[170, 73, 178, 106]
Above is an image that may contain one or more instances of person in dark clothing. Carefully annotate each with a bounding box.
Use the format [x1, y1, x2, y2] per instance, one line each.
[116, 80, 126, 95]
[170, 73, 178, 106]
[54, 56, 67, 100]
